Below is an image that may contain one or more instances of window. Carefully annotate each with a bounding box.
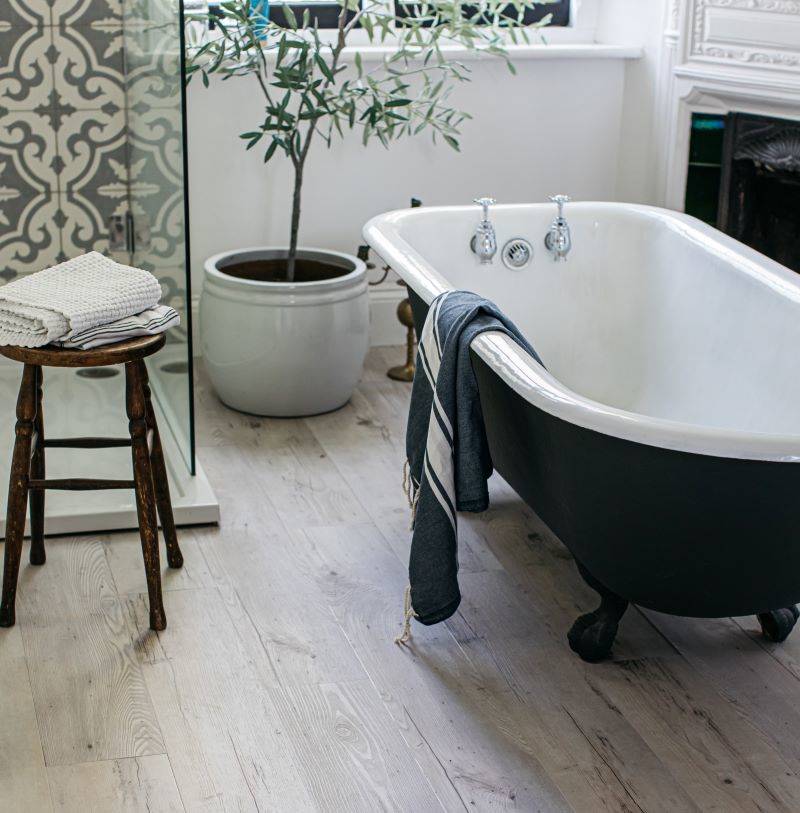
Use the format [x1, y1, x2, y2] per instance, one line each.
[268, 0, 360, 29]
[198, 0, 569, 30]
[198, 0, 357, 30]
[394, 0, 570, 27]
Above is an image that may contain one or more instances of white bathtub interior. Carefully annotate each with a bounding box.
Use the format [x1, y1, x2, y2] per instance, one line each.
[389, 203, 800, 439]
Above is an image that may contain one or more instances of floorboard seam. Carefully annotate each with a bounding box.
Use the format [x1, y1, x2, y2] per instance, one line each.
[404, 706, 469, 812]
[561, 705, 647, 813]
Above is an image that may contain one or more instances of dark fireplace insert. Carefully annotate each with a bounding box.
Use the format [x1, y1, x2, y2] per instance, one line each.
[685, 112, 800, 273]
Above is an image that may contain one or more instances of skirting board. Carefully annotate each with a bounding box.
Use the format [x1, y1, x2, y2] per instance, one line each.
[190, 283, 407, 353]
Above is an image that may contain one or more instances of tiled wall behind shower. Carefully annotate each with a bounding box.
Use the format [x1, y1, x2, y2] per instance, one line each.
[0, 0, 130, 279]
[0, 0, 193, 468]
[0, 0, 188, 313]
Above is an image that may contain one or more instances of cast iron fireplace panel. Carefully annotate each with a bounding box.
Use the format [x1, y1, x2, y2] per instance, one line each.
[718, 113, 800, 273]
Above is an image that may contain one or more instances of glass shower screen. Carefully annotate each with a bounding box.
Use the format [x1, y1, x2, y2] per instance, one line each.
[0, 0, 211, 537]
[123, 0, 195, 474]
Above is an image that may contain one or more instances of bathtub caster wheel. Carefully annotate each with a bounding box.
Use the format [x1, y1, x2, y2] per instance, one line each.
[568, 562, 629, 662]
[757, 606, 800, 643]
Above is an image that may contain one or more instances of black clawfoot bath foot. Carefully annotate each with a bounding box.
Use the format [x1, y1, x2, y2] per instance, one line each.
[757, 606, 800, 643]
[568, 562, 629, 662]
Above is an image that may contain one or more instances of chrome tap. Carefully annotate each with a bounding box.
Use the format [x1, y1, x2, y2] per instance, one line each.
[470, 197, 497, 265]
[544, 194, 572, 262]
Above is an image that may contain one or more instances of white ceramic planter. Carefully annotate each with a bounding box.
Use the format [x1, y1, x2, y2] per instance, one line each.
[201, 247, 369, 416]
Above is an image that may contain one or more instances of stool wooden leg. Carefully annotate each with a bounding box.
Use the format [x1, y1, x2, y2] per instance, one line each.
[1, 364, 38, 627]
[126, 361, 166, 632]
[139, 361, 183, 569]
[29, 366, 45, 566]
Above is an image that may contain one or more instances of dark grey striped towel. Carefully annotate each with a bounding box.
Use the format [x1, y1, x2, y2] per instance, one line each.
[403, 290, 541, 627]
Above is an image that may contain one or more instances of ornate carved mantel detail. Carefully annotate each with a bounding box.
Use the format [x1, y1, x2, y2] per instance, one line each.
[659, 0, 800, 211]
[669, 0, 681, 29]
[689, 0, 800, 69]
[664, 0, 682, 48]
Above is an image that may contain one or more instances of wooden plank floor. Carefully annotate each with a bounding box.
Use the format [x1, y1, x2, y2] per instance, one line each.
[4, 347, 800, 811]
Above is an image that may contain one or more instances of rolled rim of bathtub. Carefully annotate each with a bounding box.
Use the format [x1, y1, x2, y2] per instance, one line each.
[364, 203, 800, 463]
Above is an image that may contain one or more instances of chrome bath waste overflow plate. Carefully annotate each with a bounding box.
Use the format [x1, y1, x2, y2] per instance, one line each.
[501, 239, 533, 269]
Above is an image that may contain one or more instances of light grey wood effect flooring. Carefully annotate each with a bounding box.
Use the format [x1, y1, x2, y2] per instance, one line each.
[4, 347, 800, 811]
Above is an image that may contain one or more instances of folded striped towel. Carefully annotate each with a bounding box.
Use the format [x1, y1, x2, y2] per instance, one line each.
[57, 305, 180, 350]
[0, 252, 162, 347]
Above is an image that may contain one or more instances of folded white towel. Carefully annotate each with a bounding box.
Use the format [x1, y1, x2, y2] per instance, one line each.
[57, 305, 180, 350]
[0, 252, 162, 347]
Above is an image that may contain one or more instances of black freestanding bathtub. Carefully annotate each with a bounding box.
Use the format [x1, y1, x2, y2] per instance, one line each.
[365, 202, 800, 661]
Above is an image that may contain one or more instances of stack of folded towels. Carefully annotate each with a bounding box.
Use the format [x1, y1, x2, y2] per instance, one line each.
[0, 252, 179, 349]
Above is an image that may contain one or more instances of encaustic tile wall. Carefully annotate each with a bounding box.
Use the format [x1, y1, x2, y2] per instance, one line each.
[0, 0, 188, 319]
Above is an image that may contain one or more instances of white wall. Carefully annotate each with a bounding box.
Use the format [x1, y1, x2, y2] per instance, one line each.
[597, 0, 670, 204]
[186, 0, 673, 347]
[187, 54, 628, 342]
[189, 57, 629, 257]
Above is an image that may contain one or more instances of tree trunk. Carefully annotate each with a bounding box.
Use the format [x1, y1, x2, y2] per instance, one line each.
[286, 161, 303, 283]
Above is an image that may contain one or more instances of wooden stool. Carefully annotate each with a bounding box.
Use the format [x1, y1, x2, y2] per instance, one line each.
[0, 334, 183, 631]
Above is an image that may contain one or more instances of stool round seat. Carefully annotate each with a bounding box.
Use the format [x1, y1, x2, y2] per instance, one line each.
[0, 334, 166, 368]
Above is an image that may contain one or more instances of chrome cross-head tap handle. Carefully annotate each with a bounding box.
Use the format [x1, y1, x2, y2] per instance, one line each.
[549, 194, 571, 218]
[474, 196, 496, 220]
[545, 194, 572, 262]
[471, 196, 497, 265]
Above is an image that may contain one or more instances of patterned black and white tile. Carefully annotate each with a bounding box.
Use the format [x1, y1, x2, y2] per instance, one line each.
[51, 0, 123, 30]
[0, 0, 124, 275]
[0, 109, 61, 275]
[57, 106, 129, 257]
[0, 0, 196, 510]
[0, 0, 188, 301]
[0, 0, 50, 30]
[52, 22, 125, 110]
[124, 0, 187, 281]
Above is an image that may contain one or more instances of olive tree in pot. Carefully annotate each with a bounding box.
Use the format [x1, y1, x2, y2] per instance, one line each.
[187, 0, 548, 416]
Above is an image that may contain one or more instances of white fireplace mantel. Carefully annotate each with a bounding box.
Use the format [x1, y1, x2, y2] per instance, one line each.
[656, 0, 800, 210]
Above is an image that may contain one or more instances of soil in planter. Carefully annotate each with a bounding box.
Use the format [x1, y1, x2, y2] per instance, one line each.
[220, 258, 352, 283]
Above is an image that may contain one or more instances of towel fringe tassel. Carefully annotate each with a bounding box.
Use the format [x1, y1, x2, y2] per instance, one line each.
[402, 459, 412, 506]
[394, 584, 417, 645]
[397, 465, 420, 643]
[402, 459, 420, 530]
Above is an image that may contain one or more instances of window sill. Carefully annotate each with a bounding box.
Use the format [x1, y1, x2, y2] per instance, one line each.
[342, 42, 642, 62]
